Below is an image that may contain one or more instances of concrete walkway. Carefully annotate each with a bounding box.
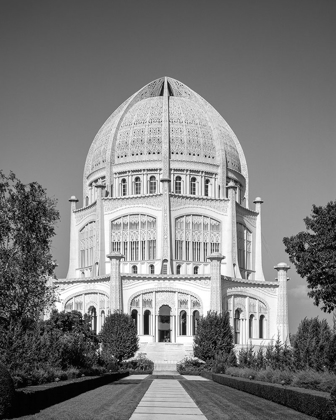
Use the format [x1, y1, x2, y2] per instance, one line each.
[129, 379, 207, 419]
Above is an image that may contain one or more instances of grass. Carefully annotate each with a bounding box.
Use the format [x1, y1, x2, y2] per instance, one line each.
[11, 378, 151, 420]
[180, 379, 314, 420]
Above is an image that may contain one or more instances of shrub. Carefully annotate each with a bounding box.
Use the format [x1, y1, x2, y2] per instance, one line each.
[177, 357, 206, 375]
[100, 311, 139, 364]
[0, 362, 15, 419]
[121, 354, 154, 372]
[193, 311, 233, 361]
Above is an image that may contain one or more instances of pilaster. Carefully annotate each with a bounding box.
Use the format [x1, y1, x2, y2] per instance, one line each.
[275, 262, 290, 344]
[254, 197, 265, 281]
[208, 253, 225, 313]
[66, 196, 79, 279]
[107, 252, 124, 312]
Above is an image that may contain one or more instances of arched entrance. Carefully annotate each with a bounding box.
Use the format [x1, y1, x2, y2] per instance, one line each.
[158, 305, 171, 342]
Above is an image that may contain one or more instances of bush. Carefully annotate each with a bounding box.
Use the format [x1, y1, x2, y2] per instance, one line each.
[193, 311, 233, 361]
[121, 354, 154, 372]
[177, 357, 206, 375]
[100, 311, 139, 364]
[0, 362, 15, 419]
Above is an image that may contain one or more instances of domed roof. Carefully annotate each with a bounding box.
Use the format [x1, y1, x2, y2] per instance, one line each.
[84, 77, 247, 189]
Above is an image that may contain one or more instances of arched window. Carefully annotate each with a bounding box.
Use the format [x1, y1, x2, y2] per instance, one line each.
[85, 196, 89, 206]
[192, 310, 199, 335]
[259, 315, 265, 339]
[144, 310, 150, 335]
[134, 177, 141, 195]
[89, 306, 97, 333]
[190, 177, 197, 195]
[162, 259, 168, 274]
[149, 176, 156, 194]
[121, 178, 127, 196]
[131, 309, 138, 333]
[234, 309, 241, 344]
[180, 310, 187, 335]
[149, 264, 154, 274]
[194, 266, 199, 274]
[176, 264, 181, 274]
[249, 314, 254, 338]
[101, 310, 105, 327]
[205, 179, 210, 197]
[175, 176, 182, 194]
[132, 265, 138, 274]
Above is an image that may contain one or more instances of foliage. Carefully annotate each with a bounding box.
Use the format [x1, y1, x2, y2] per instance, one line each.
[193, 311, 234, 361]
[99, 311, 139, 364]
[176, 357, 206, 375]
[0, 362, 15, 418]
[226, 366, 336, 393]
[0, 171, 60, 324]
[292, 317, 333, 371]
[121, 353, 154, 372]
[283, 201, 336, 313]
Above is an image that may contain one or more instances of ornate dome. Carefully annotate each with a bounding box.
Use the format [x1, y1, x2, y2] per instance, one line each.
[84, 77, 248, 195]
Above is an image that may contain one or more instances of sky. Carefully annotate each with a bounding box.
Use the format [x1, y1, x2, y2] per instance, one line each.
[1, 0, 335, 332]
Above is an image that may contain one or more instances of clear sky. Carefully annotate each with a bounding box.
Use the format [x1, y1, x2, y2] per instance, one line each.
[1, 0, 335, 332]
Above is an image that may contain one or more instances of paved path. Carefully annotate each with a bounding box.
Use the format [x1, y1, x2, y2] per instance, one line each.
[129, 379, 207, 419]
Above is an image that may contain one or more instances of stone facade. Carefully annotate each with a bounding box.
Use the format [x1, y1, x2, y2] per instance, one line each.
[55, 77, 289, 347]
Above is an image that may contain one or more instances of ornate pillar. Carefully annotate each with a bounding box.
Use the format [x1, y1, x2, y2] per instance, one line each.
[95, 184, 106, 276]
[227, 181, 241, 278]
[275, 262, 290, 344]
[107, 252, 124, 312]
[160, 77, 173, 274]
[140, 293, 143, 335]
[254, 197, 265, 281]
[155, 315, 159, 342]
[66, 196, 79, 279]
[208, 253, 225, 313]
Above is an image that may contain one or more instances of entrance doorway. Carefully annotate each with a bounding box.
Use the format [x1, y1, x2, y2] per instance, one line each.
[158, 305, 171, 342]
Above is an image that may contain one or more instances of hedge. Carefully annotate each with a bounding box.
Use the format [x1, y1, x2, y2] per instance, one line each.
[13, 372, 129, 417]
[201, 372, 334, 420]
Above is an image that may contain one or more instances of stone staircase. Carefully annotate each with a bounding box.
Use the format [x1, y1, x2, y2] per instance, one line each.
[137, 342, 193, 371]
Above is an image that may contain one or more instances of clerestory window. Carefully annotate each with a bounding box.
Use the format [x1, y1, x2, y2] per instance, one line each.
[121, 178, 127, 196]
[149, 176, 156, 194]
[175, 176, 182, 194]
[190, 177, 197, 195]
[134, 177, 141, 195]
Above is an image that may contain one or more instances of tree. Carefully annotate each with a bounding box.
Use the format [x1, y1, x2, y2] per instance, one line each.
[283, 201, 336, 312]
[0, 171, 60, 324]
[99, 311, 139, 364]
[193, 311, 234, 361]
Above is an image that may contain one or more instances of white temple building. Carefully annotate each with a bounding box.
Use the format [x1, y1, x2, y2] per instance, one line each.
[55, 77, 289, 349]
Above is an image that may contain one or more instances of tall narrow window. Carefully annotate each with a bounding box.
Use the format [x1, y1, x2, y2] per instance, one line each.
[259, 315, 265, 339]
[249, 314, 254, 338]
[132, 265, 138, 274]
[205, 179, 210, 197]
[149, 264, 154, 274]
[80, 222, 95, 268]
[85, 196, 89, 206]
[149, 176, 156, 194]
[89, 306, 97, 333]
[175, 176, 182, 194]
[194, 266, 199, 274]
[190, 177, 197, 195]
[101, 310, 105, 327]
[144, 310, 150, 335]
[134, 177, 141, 195]
[234, 309, 241, 344]
[131, 309, 138, 333]
[176, 264, 181, 274]
[193, 310, 199, 335]
[121, 178, 127, 196]
[180, 310, 187, 335]
[162, 259, 168, 274]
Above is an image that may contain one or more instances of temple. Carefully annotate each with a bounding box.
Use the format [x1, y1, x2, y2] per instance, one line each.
[54, 77, 289, 350]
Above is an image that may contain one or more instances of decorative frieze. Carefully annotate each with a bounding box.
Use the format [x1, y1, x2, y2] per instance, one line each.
[170, 195, 229, 214]
[103, 195, 162, 213]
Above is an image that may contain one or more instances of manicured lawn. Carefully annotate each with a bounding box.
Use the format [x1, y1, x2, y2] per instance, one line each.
[180, 380, 315, 420]
[13, 378, 151, 420]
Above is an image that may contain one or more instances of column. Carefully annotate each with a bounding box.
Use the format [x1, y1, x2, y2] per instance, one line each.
[208, 253, 225, 313]
[156, 315, 159, 342]
[246, 296, 250, 340]
[170, 315, 174, 343]
[188, 295, 191, 336]
[275, 263, 290, 344]
[97, 292, 100, 333]
[107, 252, 124, 312]
[254, 198, 265, 281]
[66, 196, 79, 279]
